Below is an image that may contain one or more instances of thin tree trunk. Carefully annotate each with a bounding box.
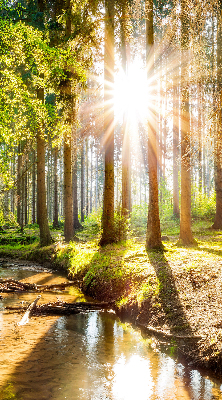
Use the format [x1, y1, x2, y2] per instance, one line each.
[24, 161, 28, 226]
[212, 3, 222, 229]
[121, 0, 131, 218]
[63, 0, 74, 242]
[36, 87, 52, 246]
[17, 143, 22, 229]
[64, 136, 74, 241]
[173, 60, 180, 218]
[95, 145, 98, 210]
[145, 0, 162, 250]
[53, 146, 59, 228]
[90, 139, 93, 213]
[86, 138, 89, 216]
[81, 141, 85, 223]
[32, 150, 36, 224]
[178, 0, 195, 244]
[198, 85, 202, 193]
[73, 142, 82, 230]
[100, 0, 115, 245]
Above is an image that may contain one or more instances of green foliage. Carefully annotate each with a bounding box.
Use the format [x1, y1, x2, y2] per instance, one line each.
[130, 203, 147, 236]
[191, 187, 216, 220]
[159, 178, 173, 222]
[81, 209, 102, 238]
[113, 206, 130, 242]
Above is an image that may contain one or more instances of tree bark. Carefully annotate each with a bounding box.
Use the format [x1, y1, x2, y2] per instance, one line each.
[81, 141, 85, 223]
[63, 0, 74, 242]
[36, 87, 52, 247]
[64, 134, 74, 241]
[145, 0, 163, 250]
[212, 3, 222, 229]
[178, 0, 196, 244]
[17, 143, 22, 229]
[121, 0, 131, 219]
[86, 138, 89, 216]
[53, 146, 59, 228]
[100, 0, 115, 245]
[72, 140, 82, 230]
[24, 160, 28, 226]
[173, 60, 180, 218]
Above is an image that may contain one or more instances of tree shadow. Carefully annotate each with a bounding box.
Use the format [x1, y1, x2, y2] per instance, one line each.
[198, 246, 222, 258]
[145, 249, 194, 336]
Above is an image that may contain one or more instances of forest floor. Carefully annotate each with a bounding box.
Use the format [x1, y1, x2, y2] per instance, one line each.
[1, 219, 222, 376]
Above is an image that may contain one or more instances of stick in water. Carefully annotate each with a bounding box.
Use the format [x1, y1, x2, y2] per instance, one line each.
[17, 295, 41, 326]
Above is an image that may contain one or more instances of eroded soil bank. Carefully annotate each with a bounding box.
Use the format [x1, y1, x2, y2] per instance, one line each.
[1, 235, 222, 378]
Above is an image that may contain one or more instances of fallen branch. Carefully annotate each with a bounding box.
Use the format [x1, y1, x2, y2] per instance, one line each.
[17, 295, 41, 326]
[6, 300, 115, 317]
[0, 279, 75, 293]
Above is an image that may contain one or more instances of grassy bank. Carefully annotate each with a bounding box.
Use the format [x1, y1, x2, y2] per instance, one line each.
[1, 218, 222, 375]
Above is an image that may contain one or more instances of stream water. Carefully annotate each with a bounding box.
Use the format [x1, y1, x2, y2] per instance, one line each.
[0, 260, 222, 400]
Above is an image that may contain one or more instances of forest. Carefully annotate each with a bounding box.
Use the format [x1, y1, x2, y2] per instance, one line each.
[1, 0, 222, 388]
[0, 0, 221, 247]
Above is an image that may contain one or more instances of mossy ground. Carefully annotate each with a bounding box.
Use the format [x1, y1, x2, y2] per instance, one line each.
[1, 218, 222, 374]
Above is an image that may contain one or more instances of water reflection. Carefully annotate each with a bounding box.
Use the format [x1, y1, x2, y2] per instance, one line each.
[0, 266, 222, 400]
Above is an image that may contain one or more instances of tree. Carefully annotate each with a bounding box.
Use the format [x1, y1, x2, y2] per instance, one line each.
[100, 0, 115, 245]
[120, 0, 131, 219]
[178, 0, 196, 245]
[36, 86, 52, 246]
[145, 0, 163, 250]
[61, 0, 74, 242]
[212, 0, 222, 229]
[173, 56, 180, 218]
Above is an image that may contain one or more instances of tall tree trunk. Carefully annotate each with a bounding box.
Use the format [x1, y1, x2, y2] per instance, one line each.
[63, 0, 74, 242]
[90, 139, 93, 213]
[212, 2, 222, 229]
[85, 138, 89, 216]
[198, 85, 202, 193]
[81, 141, 85, 223]
[64, 135, 74, 241]
[121, 0, 131, 218]
[24, 160, 28, 226]
[95, 144, 98, 210]
[17, 143, 22, 229]
[53, 146, 59, 228]
[73, 142, 82, 230]
[173, 60, 180, 218]
[100, 0, 115, 245]
[145, 0, 162, 250]
[37, 87, 52, 246]
[32, 150, 36, 224]
[178, 0, 195, 244]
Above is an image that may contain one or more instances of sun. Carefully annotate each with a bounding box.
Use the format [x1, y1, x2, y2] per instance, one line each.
[114, 59, 148, 125]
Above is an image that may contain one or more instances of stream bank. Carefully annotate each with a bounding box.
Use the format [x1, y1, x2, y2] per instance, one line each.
[0, 237, 222, 378]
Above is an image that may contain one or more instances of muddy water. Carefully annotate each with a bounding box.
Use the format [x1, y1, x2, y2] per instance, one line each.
[0, 261, 222, 400]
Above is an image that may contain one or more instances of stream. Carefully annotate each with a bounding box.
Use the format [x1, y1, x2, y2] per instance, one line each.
[0, 260, 222, 400]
